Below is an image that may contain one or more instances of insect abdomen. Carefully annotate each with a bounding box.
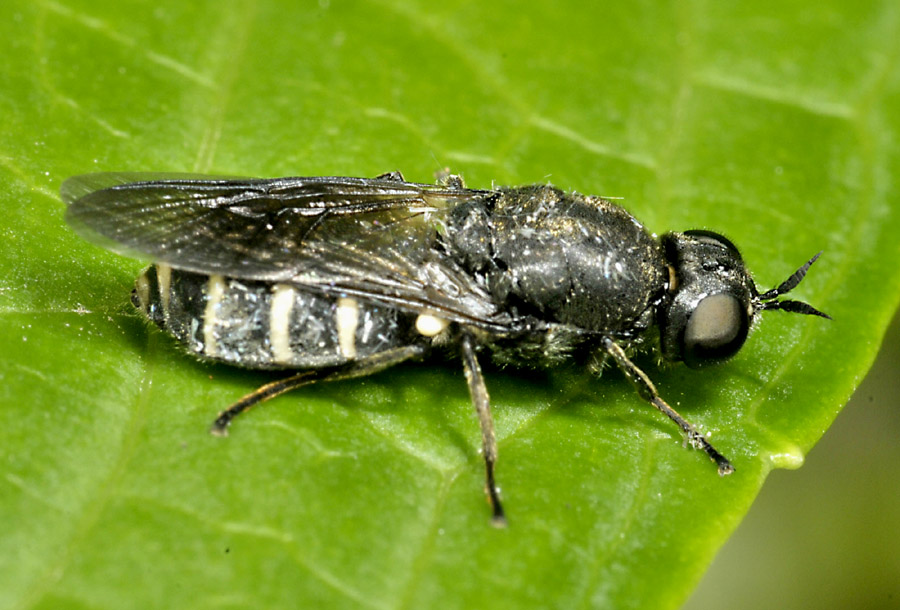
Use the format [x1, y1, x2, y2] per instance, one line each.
[132, 264, 415, 369]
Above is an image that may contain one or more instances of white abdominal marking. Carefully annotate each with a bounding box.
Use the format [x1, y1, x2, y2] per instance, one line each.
[202, 274, 226, 356]
[336, 297, 360, 359]
[270, 284, 296, 364]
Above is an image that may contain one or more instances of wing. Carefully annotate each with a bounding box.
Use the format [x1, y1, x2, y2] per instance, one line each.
[64, 173, 511, 328]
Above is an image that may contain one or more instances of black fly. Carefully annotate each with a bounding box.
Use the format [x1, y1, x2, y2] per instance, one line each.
[63, 171, 829, 526]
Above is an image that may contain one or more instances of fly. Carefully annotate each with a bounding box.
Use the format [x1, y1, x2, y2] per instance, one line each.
[62, 171, 830, 526]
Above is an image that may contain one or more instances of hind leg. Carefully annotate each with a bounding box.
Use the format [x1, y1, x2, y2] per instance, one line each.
[210, 344, 427, 435]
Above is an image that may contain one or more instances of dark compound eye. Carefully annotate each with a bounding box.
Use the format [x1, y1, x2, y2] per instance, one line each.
[682, 293, 749, 368]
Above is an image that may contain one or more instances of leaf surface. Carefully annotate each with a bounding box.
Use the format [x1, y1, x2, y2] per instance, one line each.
[2, 1, 899, 609]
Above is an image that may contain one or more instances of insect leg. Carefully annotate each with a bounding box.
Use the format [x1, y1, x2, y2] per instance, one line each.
[460, 330, 507, 527]
[210, 344, 427, 436]
[602, 337, 734, 475]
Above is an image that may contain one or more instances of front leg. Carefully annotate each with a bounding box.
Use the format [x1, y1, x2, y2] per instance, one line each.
[602, 336, 734, 475]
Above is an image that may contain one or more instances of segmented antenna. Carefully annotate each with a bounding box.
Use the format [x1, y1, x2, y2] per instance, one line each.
[755, 252, 831, 319]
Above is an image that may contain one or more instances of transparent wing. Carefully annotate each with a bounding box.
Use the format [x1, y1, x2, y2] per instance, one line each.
[64, 173, 509, 327]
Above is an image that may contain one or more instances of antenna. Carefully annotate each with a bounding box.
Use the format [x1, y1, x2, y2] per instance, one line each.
[755, 252, 831, 319]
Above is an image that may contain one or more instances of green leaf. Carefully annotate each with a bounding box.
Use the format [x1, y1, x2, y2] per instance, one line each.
[2, 1, 898, 609]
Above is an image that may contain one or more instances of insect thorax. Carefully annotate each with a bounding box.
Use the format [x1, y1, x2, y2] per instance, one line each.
[446, 185, 668, 335]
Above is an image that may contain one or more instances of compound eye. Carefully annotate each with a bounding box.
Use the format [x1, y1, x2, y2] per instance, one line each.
[683, 293, 748, 368]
